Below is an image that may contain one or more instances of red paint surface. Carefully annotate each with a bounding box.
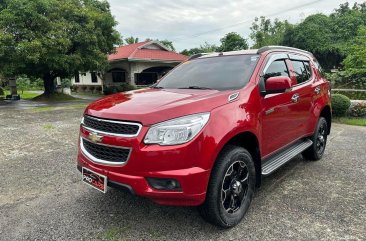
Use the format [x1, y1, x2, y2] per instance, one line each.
[78, 49, 331, 206]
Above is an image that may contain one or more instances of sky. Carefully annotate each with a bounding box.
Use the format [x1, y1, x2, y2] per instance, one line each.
[108, 0, 360, 52]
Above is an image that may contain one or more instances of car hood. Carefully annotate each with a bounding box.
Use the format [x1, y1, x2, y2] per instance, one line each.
[85, 88, 235, 125]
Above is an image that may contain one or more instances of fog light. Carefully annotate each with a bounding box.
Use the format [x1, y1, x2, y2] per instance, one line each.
[146, 178, 181, 191]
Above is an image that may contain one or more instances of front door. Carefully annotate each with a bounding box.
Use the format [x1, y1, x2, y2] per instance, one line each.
[260, 54, 304, 157]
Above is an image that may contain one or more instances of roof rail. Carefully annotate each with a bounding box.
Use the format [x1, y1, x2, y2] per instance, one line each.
[257, 46, 312, 55]
[188, 53, 210, 60]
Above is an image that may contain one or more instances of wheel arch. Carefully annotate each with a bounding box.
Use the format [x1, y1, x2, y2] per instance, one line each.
[223, 131, 262, 188]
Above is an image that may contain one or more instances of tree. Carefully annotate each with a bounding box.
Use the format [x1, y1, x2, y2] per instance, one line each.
[16, 76, 30, 94]
[342, 26, 366, 75]
[0, 0, 121, 97]
[281, 14, 341, 70]
[250, 16, 293, 48]
[180, 42, 218, 56]
[217, 32, 248, 52]
[159, 39, 175, 52]
[124, 36, 139, 44]
[281, 3, 366, 70]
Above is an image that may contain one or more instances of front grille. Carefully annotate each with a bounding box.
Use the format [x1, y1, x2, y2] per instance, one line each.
[83, 115, 141, 136]
[82, 138, 130, 164]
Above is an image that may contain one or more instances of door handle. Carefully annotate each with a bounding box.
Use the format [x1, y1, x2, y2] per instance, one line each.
[291, 93, 300, 103]
[314, 86, 321, 94]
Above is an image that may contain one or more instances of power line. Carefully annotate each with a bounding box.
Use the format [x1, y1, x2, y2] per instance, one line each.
[171, 0, 325, 42]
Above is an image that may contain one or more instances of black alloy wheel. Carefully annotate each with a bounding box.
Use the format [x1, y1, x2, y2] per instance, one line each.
[198, 145, 256, 228]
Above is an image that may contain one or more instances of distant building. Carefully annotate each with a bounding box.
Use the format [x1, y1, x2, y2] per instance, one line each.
[71, 40, 188, 88]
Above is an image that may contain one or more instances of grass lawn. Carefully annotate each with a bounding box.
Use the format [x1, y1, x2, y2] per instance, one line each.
[5, 90, 41, 100]
[72, 92, 103, 97]
[32, 92, 78, 101]
[333, 117, 366, 127]
[4, 90, 79, 101]
[30, 103, 88, 112]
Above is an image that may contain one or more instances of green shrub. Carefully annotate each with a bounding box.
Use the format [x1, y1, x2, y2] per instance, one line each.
[61, 78, 71, 88]
[350, 102, 366, 117]
[70, 85, 78, 92]
[89, 86, 96, 93]
[117, 83, 136, 92]
[331, 94, 351, 116]
[17, 76, 31, 94]
[103, 86, 117, 95]
[331, 90, 366, 100]
[103, 83, 136, 95]
[0, 87, 4, 96]
[328, 71, 366, 89]
[30, 78, 44, 90]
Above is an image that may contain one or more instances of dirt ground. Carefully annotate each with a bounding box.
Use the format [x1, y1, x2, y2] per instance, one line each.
[0, 106, 365, 240]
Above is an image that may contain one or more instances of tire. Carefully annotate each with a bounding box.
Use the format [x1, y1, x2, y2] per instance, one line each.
[198, 145, 256, 228]
[302, 117, 328, 161]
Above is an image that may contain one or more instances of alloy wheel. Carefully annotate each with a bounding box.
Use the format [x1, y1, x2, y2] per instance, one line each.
[316, 122, 326, 155]
[221, 160, 249, 214]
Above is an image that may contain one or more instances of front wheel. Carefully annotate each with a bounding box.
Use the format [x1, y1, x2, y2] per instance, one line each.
[198, 145, 256, 228]
[302, 117, 328, 161]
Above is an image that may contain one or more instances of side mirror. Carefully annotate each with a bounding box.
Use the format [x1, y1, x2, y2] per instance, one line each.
[265, 76, 292, 94]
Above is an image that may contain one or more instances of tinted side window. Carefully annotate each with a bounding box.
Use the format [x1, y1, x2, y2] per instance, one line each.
[264, 60, 289, 81]
[303, 61, 312, 78]
[292, 60, 310, 84]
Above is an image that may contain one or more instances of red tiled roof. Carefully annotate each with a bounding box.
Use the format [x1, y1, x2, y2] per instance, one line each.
[108, 41, 188, 62]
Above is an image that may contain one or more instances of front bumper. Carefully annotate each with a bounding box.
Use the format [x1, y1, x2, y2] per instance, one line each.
[77, 125, 212, 206]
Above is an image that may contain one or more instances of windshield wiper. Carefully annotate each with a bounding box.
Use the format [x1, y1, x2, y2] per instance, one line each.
[178, 86, 213, 90]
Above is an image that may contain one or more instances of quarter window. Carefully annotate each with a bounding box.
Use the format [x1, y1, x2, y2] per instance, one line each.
[264, 60, 289, 81]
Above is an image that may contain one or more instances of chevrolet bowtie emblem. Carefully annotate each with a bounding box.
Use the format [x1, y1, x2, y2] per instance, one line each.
[88, 132, 103, 143]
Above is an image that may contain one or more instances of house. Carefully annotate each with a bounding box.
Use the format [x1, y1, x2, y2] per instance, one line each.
[71, 40, 188, 88]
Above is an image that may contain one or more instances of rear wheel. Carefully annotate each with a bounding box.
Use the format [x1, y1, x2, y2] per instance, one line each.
[302, 117, 328, 161]
[198, 145, 256, 228]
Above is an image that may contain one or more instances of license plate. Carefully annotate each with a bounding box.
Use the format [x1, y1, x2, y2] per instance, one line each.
[82, 167, 107, 193]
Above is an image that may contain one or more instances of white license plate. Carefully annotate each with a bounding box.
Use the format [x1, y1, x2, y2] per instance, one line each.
[82, 167, 107, 193]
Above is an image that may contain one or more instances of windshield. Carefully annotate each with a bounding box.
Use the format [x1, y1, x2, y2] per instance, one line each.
[155, 55, 259, 91]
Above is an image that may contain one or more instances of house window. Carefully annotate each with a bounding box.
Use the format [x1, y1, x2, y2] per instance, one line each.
[75, 73, 80, 83]
[91, 72, 98, 83]
[112, 70, 126, 82]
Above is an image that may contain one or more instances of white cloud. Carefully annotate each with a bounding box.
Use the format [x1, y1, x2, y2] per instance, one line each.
[108, 0, 359, 51]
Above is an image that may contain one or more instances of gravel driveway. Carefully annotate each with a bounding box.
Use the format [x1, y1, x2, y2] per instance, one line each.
[0, 107, 365, 240]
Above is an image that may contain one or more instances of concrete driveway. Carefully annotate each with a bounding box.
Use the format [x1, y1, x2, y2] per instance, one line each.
[0, 107, 365, 240]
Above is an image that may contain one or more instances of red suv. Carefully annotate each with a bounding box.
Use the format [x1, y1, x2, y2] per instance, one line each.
[77, 46, 331, 227]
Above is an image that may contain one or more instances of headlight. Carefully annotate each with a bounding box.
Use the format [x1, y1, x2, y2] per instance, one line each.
[144, 113, 210, 145]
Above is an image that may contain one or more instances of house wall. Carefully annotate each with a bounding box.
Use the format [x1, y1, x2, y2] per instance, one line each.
[71, 72, 103, 86]
[104, 61, 131, 86]
[71, 60, 179, 87]
[129, 61, 177, 85]
[104, 61, 177, 85]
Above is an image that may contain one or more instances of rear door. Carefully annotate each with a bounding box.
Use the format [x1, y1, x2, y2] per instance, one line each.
[287, 54, 314, 137]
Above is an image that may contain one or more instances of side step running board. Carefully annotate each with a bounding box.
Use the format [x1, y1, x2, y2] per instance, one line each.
[262, 139, 313, 176]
